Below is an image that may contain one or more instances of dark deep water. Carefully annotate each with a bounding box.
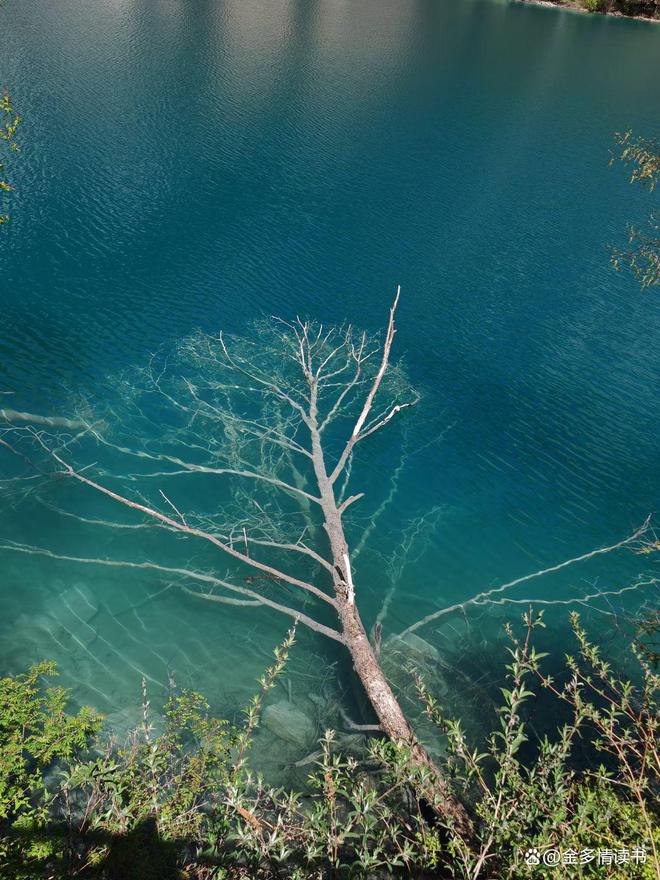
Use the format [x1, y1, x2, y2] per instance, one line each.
[1, 0, 660, 767]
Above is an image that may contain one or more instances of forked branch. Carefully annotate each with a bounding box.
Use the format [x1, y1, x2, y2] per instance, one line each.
[400, 517, 652, 637]
[0, 539, 343, 643]
[329, 287, 417, 484]
[6, 435, 335, 609]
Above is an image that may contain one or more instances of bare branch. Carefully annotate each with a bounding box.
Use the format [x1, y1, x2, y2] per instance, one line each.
[127, 466, 320, 504]
[351, 286, 401, 440]
[244, 536, 335, 574]
[356, 399, 419, 441]
[80, 438, 321, 504]
[399, 517, 652, 637]
[319, 332, 368, 432]
[13, 436, 335, 608]
[159, 489, 187, 526]
[177, 379, 312, 458]
[0, 539, 343, 643]
[489, 577, 659, 613]
[315, 336, 349, 379]
[38, 501, 163, 531]
[338, 706, 382, 732]
[338, 493, 364, 514]
[329, 287, 406, 484]
[218, 331, 312, 425]
[182, 585, 345, 644]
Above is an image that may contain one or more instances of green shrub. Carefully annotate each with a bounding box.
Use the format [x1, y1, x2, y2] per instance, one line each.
[0, 661, 102, 878]
[0, 93, 20, 225]
[611, 130, 660, 289]
[416, 611, 659, 878]
[1, 616, 658, 879]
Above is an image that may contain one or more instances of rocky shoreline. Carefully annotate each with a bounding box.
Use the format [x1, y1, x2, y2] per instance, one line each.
[520, 0, 660, 21]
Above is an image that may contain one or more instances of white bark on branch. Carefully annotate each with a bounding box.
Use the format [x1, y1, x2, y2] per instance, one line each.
[15, 436, 336, 608]
[355, 399, 418, 442]
[0, 540, 344, 643]
[399, 517, 652, 637]
[350, 286, 400, 441]
[328, 286, 416, 485]
[343, 552, 355, 605]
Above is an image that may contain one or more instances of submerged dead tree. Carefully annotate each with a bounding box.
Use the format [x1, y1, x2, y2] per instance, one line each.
[0, 289, 471, 830]
[1, 290, 656, 832]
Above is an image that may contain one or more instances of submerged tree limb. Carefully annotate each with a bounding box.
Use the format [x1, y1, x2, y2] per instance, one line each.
[488, 576, 659, 613]
[0, 540, 343, 642]
[399, 517, 652, 637]
[4, 433, 335, 610]
[0, 408, 86, 430]
[181, 586, 345, 643]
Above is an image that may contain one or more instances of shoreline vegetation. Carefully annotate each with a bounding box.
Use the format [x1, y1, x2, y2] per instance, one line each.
[519, 0, 660, 21]
[0, 613, 658, 879]
[0, 94, 20, 225]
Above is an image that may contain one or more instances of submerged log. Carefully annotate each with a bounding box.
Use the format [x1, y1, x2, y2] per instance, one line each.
[0, 408, 86, 430]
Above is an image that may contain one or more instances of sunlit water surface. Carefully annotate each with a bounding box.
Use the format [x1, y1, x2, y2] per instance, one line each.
[1, 0, 660, 773]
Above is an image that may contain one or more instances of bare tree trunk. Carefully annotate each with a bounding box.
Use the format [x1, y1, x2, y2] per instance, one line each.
[308, 388, 471, 833]
[338, 596, 470, 830]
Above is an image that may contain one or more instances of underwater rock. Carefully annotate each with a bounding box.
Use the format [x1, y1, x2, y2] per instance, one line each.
[400, 632, 440, 662]
[39, 584, 99, 648]
[384, 632, 440, 664]
[263, 700, 315, 747]
[380, 631, 450, 717]
[104, 706, 143, 739]
[51, 583, 99, 624]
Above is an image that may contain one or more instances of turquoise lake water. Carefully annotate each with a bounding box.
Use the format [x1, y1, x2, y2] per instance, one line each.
[1, 0, 660, 766]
